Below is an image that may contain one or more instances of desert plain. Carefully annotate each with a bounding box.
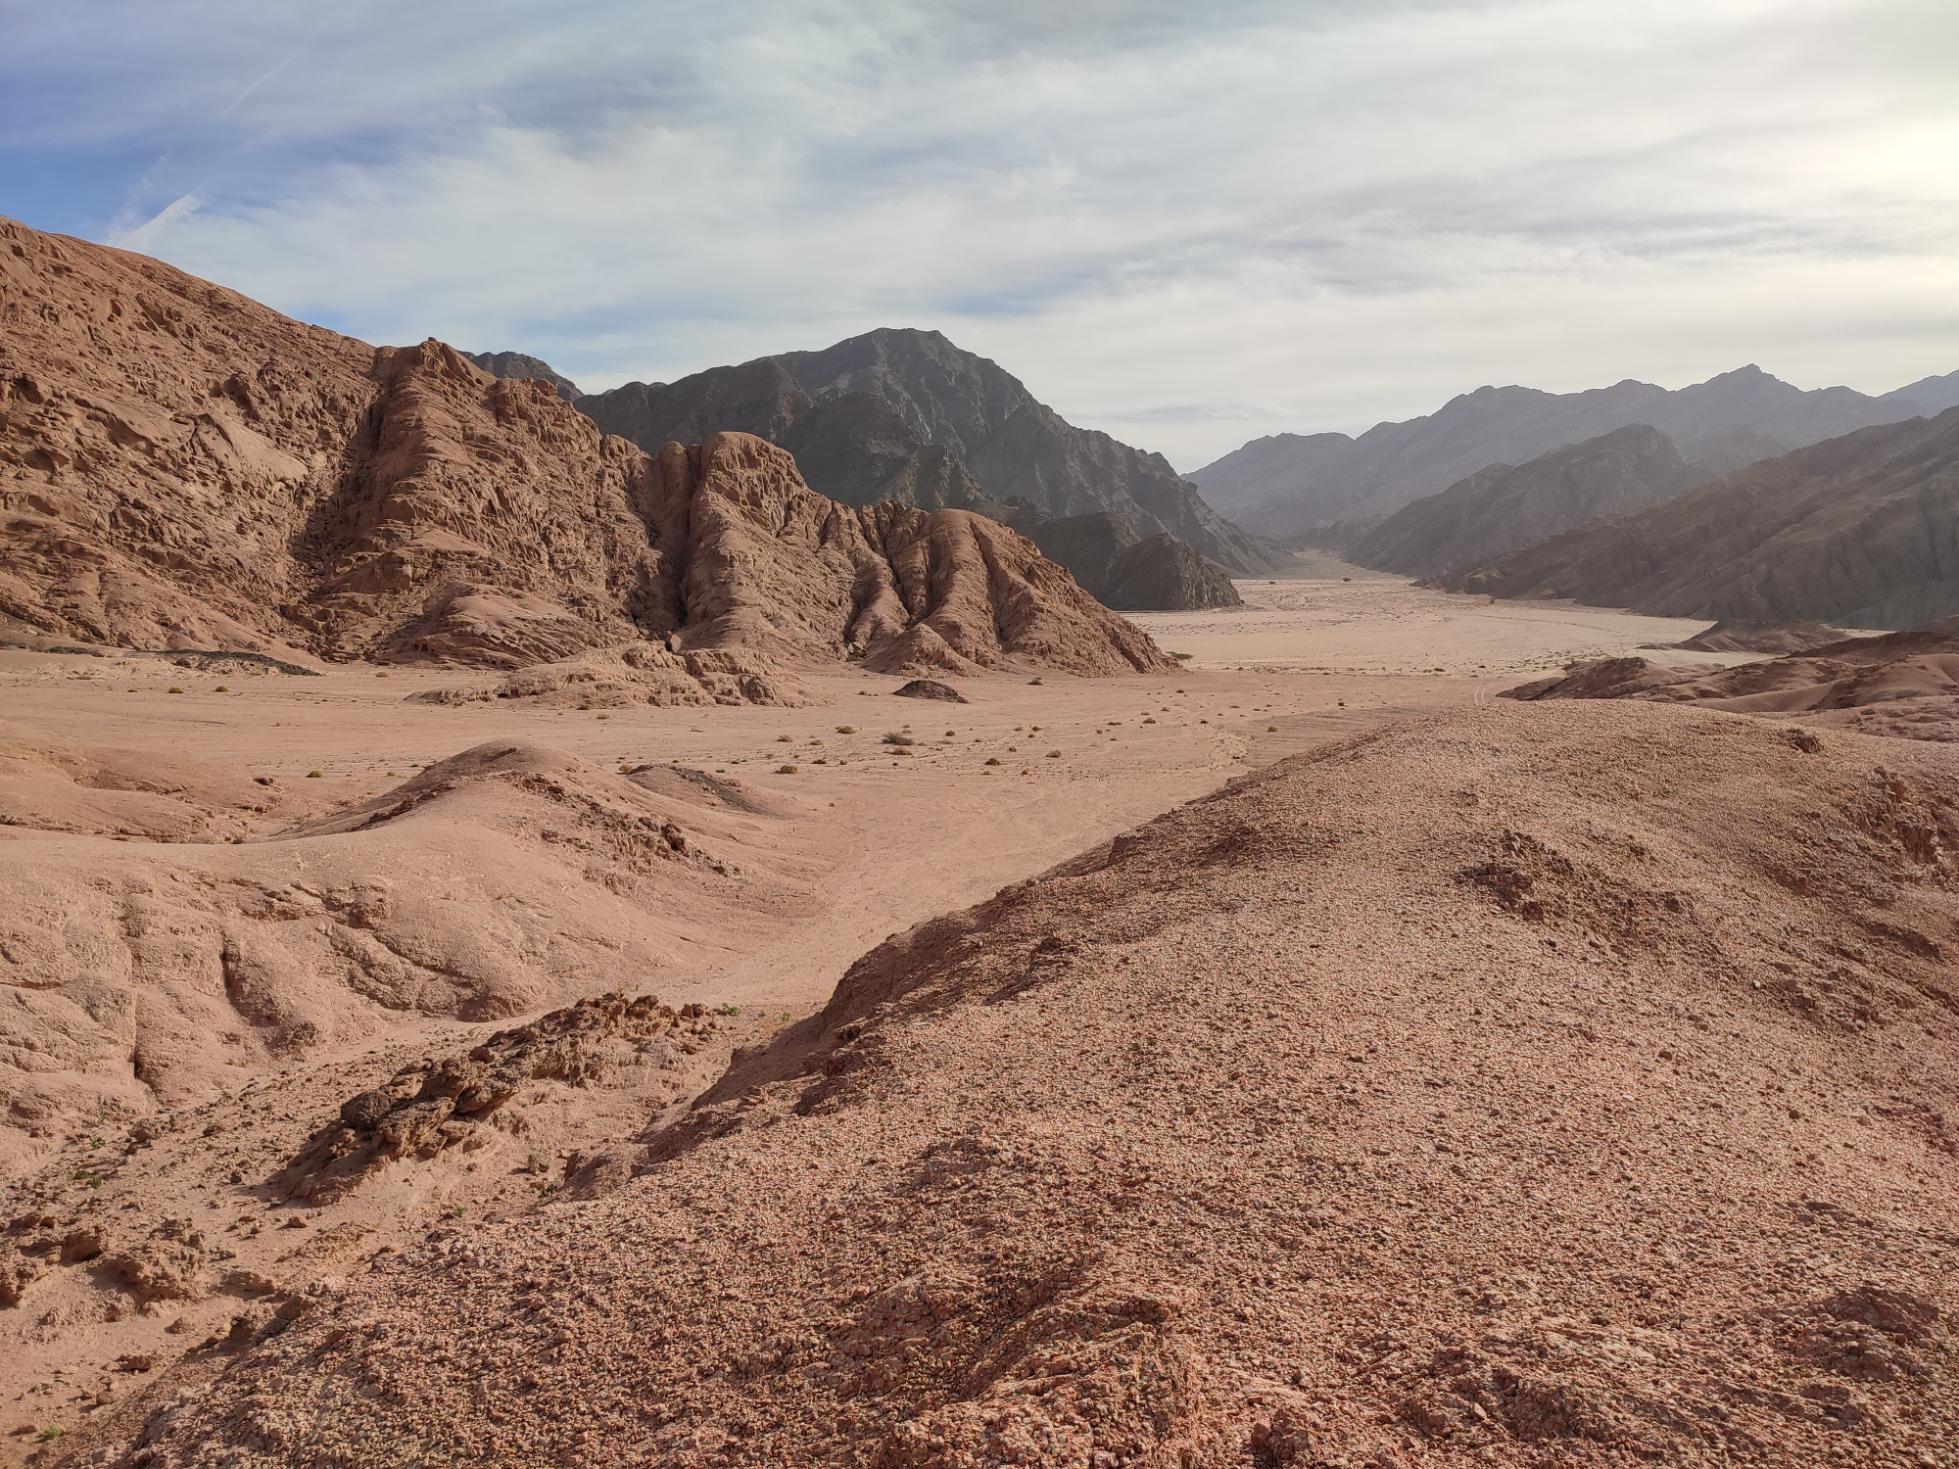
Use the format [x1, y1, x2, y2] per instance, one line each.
[5, 563, 1955, 1467]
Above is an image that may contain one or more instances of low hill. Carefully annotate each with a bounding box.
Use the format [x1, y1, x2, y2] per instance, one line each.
[1505, 618, 1959, 742]
[1668, 620, 1849, 655]
[1025, 510, 1243, 611]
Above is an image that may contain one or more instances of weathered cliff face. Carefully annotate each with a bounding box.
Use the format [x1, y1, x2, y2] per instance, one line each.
[1349, 424, 1702, 579]
[0, 217, 667, 664]
[576, 326, 1273, 599]
[0, 218, 1169, 678]
[658, 434, 1174, 676]
[1437, 408, 1959, 630]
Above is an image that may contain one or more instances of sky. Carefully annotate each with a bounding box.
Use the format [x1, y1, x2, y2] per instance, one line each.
[3, 0, 1956, 471]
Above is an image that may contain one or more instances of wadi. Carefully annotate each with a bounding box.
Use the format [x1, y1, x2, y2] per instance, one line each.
[3, 8, 1957, 1465]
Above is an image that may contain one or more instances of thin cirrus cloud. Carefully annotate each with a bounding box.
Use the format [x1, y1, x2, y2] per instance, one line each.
[3, 0, 1955, 470]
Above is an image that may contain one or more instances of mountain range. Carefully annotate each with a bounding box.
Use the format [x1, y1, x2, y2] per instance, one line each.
[1193, 364, 1959, 541]
[1436, 407, 1959, 628]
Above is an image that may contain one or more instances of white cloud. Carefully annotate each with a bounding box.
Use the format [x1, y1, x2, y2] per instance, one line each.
[110, 192, 202, 251]
[10, 0, 1957, 468]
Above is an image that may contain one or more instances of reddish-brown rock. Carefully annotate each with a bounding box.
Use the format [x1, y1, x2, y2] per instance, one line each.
[0, 218, 1169, 680]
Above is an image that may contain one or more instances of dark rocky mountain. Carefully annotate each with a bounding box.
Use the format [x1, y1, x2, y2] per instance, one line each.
[464, 350, 580, 402]
[1024, 511, 1242, 611]
[1349, 424, 1702, 579]
[1193, 364, 1954, 541]
[1437, 408, 1959, 629]
[576, 328, 1270, 605]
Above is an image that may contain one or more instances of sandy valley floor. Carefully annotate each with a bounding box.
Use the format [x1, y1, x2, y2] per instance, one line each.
[0, 563, 1771, 1454]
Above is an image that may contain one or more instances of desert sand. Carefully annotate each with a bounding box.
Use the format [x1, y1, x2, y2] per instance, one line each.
[3, 569, 1955, 1467]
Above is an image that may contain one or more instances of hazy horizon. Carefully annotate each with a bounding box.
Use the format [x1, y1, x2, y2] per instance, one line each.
[6, 0, 1955, 469]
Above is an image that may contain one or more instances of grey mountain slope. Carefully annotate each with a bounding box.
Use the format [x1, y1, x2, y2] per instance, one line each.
[1436, 408, 1959, 630]
[1882, 370, 1959, 417]
[1349, 425, 1703, 579]
[1193, 364, 1955, 541]
[578, 329, 1273, 592]
[464, 351, 580, 402]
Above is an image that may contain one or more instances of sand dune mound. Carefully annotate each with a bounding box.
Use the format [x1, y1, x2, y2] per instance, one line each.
[1, 218, 1167, 681]
[0, 721, 322, 841]
[0, 736, 791, 1174]
[95, 704, 1959, 1467]
[1507, 617, 1959, 740]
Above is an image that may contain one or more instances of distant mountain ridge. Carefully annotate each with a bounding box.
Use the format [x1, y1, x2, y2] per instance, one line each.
[1436, 407, 1959, 629]
[573, 328, 1270, 603]
[465, 350, 580, 402]
[1193, 364, 1959, 541]
[1349, 424, 1702, 579]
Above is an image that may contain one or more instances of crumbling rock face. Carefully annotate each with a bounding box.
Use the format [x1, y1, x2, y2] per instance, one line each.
[0, 218, 1168, 680]
[652, 434, 1173, 677]
[278, 993, 712, 1203]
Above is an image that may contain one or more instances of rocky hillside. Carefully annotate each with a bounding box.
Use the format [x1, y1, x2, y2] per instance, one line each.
[1025, 510, 1242, 611]
[1194, 364, 1954, 540]
[464, 350, 580, 401]
[577, 327, 1271, 599]
[83, 702, 1959, 1467]
[1438, 408, 1959, 629]
[0, 218, 1168, 678]
[1350, 424, 1701, 578]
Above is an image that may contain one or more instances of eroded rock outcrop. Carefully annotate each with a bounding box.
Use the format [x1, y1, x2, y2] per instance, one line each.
[278, 993, 713, 1203]
[0, 219, 1169, 679]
